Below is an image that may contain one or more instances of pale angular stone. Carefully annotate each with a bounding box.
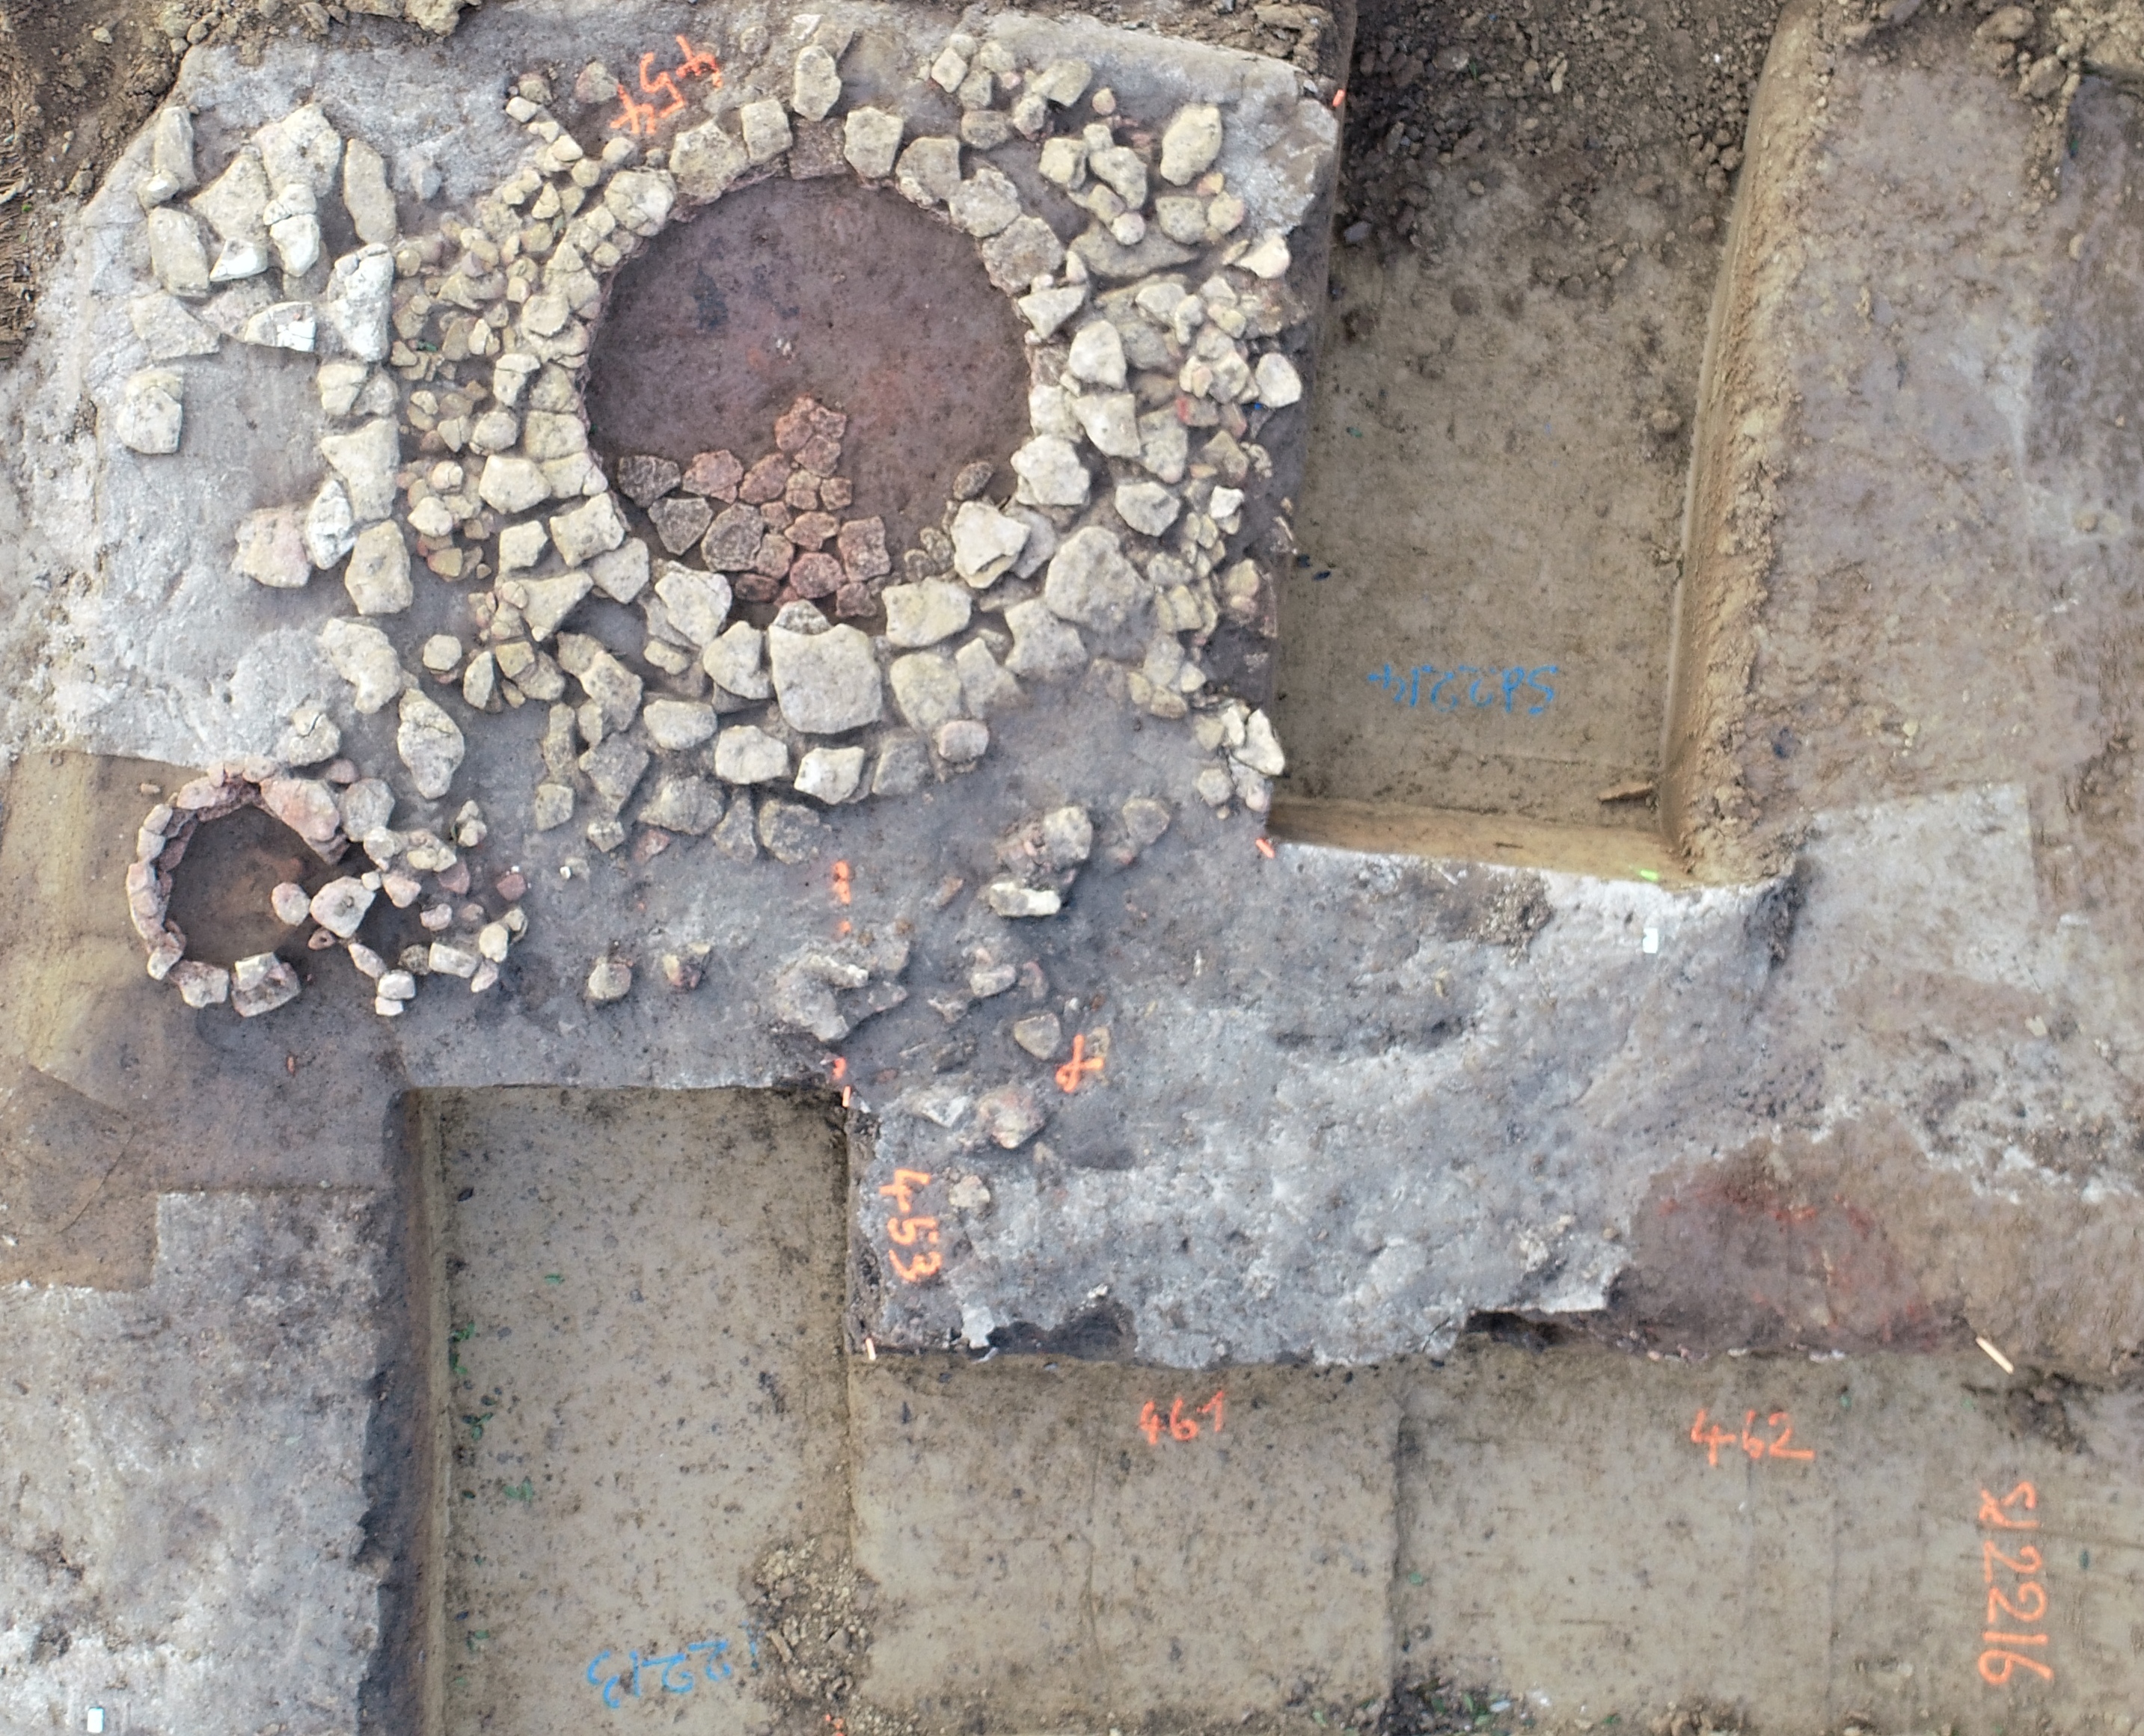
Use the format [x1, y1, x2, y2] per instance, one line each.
[768, 618, 882, 734]
[794, 44, 842, 120]
[671, 119, 749, 200]
[889, 651, 964, 733]
[1008, 505, 1058, 578]
[704, 622, 771, 699]
[844, 107, 904, 180]
[1160, 104, 1223, 185]
[589, 539, 651, 603]
[741, 98, 793, 164]
[277, 705, 341, 766]
[654, 562, 732, 646]
[1010, 435, 1088, 508]
[310, 875, 376, 939]
[520, 409, 587, 461]
[1068, 319, 1127, 387]
[883, 579, 973, 647]
[558, 635, 645, 731]
[1155, 194, 1207, 245]
[429, 942, 480, 979]
[872, 734, 931, 797]
[1113, 480, 1181, 539]
[1234, 708, 1287, 777]
[586, 956, 634, 1004]
[316, 359, 369, 418]
[1013, 1011, 1063, 1058]
[397, 689, 465, 797]
[985, 882, 1062, 919]
[171, 961, 230, 1008]
[549, 492, 626, 566]
[211, 242, 272, 288]
[949, 166, 1022, 237]
[238, 301, 316, 352]
[191, 148, 269, 245]
[1003, 598, 1088, 681]
[318, 245, 393, 361]
[462, 651, 497, 708]
[1240, 233, 1292, 280]
[1044, 526, 1145, 632]
[955, 637, 1020, 714]
[232, 952, 301, 1017]
[1039, 136, 1088, 188]
[1030, 60, 1092, 105]
[1009, 91, 1048, 140]
[1073, 390, 1142, 459]
[1255, 350, 1305, 408]
[505, 569, 592, 642]
[935, 718, 989, 763]
[533, 782, 575, 830]
[713, 726, 790, 784]
[794, 745, 866, 804]
[639, 773, 724, 835]
[344, 521, 411, 613]
[1041, 804, 1094, 867]
[930, 43, 970, 92]
[1089, 145, 1147, 208]
[580, 736, 650, 815]
[114, 369, 183, 455]
[895, 137, 961, 206]
[340, 138, 396, 244]
[320, 417, 399, 521]
[269, 211, 322, 275]
[259, 103, 342, 197]
[129, 291, 218, 361]
[305, 478, 358, 568]
[479, 455, 550, 514]
[138, 106, 197, 208]
[1138, 408, 1189, 483]
[146, 208, 210, 298]
[602, 169, 674, 238]
[498, 519, 548, 573]
[949, 502, 1029, 588]
[1017, 283, 1086, 339]
[979, 215, 1065, 292]
[643, 698, 717, 750]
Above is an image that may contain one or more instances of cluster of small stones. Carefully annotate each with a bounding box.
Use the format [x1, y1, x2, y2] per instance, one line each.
[128, 758, 531, 1016]
[115, 14, 1312, 1013]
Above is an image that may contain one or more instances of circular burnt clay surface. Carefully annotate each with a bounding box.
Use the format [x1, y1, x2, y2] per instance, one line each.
[584, 177, 1034, 556]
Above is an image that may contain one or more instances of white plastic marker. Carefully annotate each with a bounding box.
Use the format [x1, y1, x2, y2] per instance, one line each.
[1976, 1335, 2015, 1375]
[87, 1711, 106, 1735]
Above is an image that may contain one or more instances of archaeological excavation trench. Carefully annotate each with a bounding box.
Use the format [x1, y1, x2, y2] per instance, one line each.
[8, 0, 2144, 1731]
